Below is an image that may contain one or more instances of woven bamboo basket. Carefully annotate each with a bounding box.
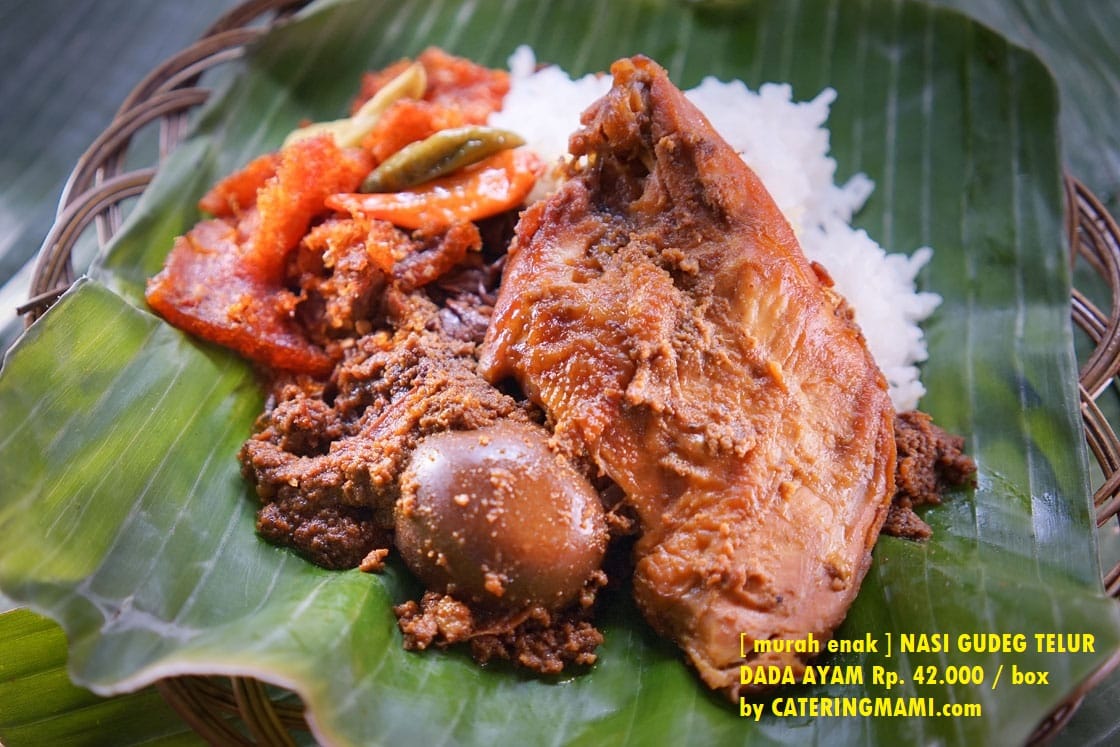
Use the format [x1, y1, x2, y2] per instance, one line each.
[18, 0, 1120, 743]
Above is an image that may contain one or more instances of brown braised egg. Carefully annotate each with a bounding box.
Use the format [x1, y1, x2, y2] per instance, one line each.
[395, 421, 608, 611]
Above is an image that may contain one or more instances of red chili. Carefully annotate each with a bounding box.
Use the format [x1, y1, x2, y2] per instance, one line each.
[327, 148, 541, 230]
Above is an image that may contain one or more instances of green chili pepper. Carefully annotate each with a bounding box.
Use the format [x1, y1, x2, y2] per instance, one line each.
[360, 126, 526, 193]
[282, 62, 427, 149]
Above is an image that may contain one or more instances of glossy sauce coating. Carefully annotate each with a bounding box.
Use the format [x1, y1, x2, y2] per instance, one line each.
[395, 422, 607, 611]
[479, 56, 896, 698]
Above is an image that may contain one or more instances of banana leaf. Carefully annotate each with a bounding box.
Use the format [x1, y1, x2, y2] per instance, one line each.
[0, 608, 205, 746]
[926, 0, 1120, 217]
[2, 0, 1118, 745]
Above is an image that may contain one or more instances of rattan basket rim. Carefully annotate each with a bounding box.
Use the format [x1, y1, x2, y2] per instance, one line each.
[19, 0, 1120, 744]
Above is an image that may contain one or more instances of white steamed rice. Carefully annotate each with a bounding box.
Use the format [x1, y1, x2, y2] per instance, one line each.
[489, 46, 940, 411]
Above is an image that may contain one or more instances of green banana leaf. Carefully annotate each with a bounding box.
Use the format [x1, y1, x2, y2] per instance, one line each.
[2, 0, 1118, 745]
[926, 0, 1120, 217]
[0, 607, 205, 746]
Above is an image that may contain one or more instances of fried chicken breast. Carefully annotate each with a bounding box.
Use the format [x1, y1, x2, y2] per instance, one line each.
[479, 56, 895, 699]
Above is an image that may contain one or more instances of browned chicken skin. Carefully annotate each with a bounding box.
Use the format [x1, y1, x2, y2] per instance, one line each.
[479, 56, 896, 699]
